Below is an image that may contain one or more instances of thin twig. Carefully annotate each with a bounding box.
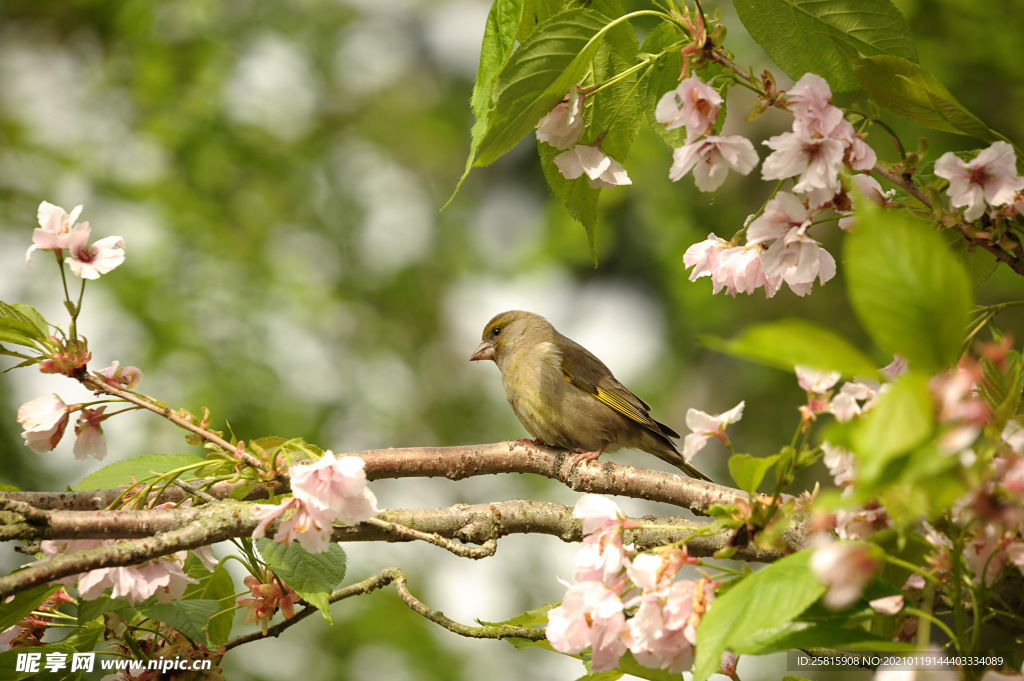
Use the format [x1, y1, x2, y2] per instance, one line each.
[872, 164, 1024, 277]
[364, 517, 497, 559]
[79, 376, 264, 470]
[0, 496, 53, 525]
[172, 480, 219, 505]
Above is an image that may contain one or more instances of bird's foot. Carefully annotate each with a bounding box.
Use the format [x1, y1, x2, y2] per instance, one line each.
[569, 441, 609, 470]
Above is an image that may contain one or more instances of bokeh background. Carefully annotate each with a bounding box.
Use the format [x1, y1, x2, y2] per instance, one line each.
[1, 0, 1023, 679]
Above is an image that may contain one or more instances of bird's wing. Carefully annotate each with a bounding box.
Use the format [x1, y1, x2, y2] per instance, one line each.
[556, 337, 679, 439]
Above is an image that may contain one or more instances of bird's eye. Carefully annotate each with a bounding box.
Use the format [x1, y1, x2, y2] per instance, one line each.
[492, 328, 501, 337]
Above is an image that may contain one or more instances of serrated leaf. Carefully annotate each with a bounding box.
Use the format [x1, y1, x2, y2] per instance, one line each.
[733, 0, 918, 92]
[479, 601, 559, 627]
[257, 539, 347, 624]
[140, 600, 220, 642]
[737, 620, 916, 655]
[978, 350, 1023, 432]
[851, 373, 934, 484]
[183, 557, 235, 645]
[693, 550, 825, 681]
[640, 23, 688, 148]
[728, 454, 780, 494]
[845, 199, 973, 372]
[60, 619, 104, 652]
[73, 454, 206, 491]
[705, 318, 878, 377]
[0, 584, 60, 633]
[0, 302, 49, 341]
[447, 0, 523, 206]
[76, 592, 132, 625]
[516, 0, 568, 42]
[476, 9, 618, 166]
[851, 55, 1001, 143]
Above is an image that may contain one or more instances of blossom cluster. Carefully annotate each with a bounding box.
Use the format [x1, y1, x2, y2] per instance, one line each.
[678, 72, 883, 298]
[935, 141, 1024, 222]
[546, 495, 725, 675]
[15, 359, 144, 461]
[536, 90, 632, 189]
[251, 451, 378, 554]
[239, 570, 301, 635]
[26, 202, 125, 280]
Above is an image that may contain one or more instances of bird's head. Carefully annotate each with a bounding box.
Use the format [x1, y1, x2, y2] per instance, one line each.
[470, 310, 553, 364]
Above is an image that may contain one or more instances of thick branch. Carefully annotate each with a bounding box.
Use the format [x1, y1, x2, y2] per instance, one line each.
[8, 441, 742, 514]
[873, 164, 1024, 277]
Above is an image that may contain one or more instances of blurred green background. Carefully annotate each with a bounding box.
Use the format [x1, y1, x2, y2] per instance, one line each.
[1, 0, 1023, 679]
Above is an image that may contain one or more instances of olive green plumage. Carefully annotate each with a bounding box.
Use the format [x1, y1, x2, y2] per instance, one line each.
[470, 310, 712, 482]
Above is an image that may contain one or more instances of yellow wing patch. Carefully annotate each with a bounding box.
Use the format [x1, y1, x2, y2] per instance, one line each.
[560, 369, 655, 428]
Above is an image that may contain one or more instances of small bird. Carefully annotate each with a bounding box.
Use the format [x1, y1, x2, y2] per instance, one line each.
[470, 310, 712, 481]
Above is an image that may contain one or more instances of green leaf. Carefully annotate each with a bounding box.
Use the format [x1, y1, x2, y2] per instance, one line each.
[979, 350, 1024, 432]
[575, 671, 624, 681]
[733, 0, 918, 92]
[851, 373, 934, 483]
[0, 302, 49, 345]
[476, 9, 617, 167]
[693, 550, 825, 681]
[446, 0, 523, 206]
[738, 620, 916, 655]
[76, 592, 131, 625]
[640, 23, 687, 149]
[72, 453, 206, 491]
[257, 539, 347, 624]
[845, 200, 973, 372]
[479, 601, 559, 627]
[705, 318, 878, 377]
[0, 644, 76, 681]
[728, 454, 780, 494]
[945, 231, 998, 288]
[517, 0, 568, 42]
[183, 557, 235, 645]
[851, 55, 1001, 142]
[0, 583, 60, 632]
[59, 619, 104, 652]
[539, 143, 601, 261]
[615, 651, 683, 681]
[140, 599, 220, 642]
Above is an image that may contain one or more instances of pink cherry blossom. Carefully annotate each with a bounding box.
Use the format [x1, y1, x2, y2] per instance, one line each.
[963, 527, 1005, 584]
[810, 540, 881, 610]
[762, 128, 846, 206]
[669, 135, 758, 192]
[935, 141, 1024, 221]
[17, 394, 71, 454]
[290, 451, 378, 526]
[64, 223, 126, 280]
[655, 76, 722, 141]
[536, 90, 584, 150]
[829, 381, 879, 422]
[836, 493, 891, 540]
[97, 361, 144, 390]
[574, 534, 628, 586]
[554, 145, 631, 188]
[26, 201, 83, 266]
[821, 442, 856, 487]
[1001, 420, 1024, 457]
[73, 407, 108, 461]
[574, 494, 624, 536]
[627, 552, 667, 592]
[796, 366, 841, 394]
[624, 579, 714, 674]
[838, 174, 896, 229]
[747, 191, 835, 288]
[682, 401, 744, 461]
[880, 355, 909, 381]
[869, 595, 904, 615]
[251, 495, 338, 554]
[683, 234, 786, 298]
[786, 73, 844, 137]
[830, 118, 877, 171]
[546, 581, 627, 672]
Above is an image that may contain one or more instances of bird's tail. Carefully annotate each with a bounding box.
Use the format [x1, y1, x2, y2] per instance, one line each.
[645, 424, 714, 482]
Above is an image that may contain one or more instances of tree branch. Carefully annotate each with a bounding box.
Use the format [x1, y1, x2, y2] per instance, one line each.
[0, 497, 786, 599]
[7, 441, 742, 514]
[872, 163, 1024, 277]
[222, 567, 545, 652]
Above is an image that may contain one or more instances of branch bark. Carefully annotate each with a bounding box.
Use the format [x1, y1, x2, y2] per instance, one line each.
[7, 441, 742, 514]
[0, 498, 788, 599]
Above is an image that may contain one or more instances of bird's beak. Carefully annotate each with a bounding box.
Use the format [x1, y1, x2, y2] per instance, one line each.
[470, 341, 496, 362]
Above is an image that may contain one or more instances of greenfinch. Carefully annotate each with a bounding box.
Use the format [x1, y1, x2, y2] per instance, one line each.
[470, 310, 712, 481]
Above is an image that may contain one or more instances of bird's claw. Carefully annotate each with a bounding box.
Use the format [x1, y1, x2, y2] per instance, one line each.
[568, 442, 609, 470]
